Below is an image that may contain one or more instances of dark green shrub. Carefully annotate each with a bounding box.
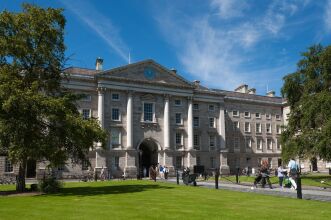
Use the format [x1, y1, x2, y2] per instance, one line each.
[38, 177, 63, 193]
[30, 184, 38, 191]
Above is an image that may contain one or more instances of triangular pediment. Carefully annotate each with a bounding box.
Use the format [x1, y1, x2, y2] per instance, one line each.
[97, 60, 193, 88]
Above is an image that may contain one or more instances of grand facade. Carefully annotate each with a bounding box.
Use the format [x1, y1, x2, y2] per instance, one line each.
[1, 59, 329, 178]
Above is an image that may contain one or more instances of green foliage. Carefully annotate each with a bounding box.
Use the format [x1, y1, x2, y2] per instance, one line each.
[38, 176, 63, 193]
[0, 4, 106, 191]
[281, 44, 331, 162]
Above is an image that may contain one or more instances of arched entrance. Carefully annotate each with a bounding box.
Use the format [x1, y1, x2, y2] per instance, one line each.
[138, 139, 158, 178]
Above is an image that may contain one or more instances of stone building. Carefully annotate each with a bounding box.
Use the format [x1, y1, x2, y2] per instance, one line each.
[1, 59, 329, 178]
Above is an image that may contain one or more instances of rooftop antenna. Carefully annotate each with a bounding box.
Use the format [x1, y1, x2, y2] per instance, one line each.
[128, 51, 131, 64]
[266, 84, 269, 93]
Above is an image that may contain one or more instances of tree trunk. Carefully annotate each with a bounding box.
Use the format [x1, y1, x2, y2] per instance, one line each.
[16, 160, 26, 192]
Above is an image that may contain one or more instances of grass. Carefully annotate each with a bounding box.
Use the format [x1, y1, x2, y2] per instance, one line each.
[0, 180, 331, 220]
[217, 173, 331, 188]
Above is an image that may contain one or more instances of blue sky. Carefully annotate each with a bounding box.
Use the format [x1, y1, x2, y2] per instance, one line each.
[1, 0, 331, 96]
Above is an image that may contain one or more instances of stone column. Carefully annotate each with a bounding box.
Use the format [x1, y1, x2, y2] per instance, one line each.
[96, 87, 106, 169]
[187, 97, 193, 168]
[218, 108, 226, 149]
[164, 95, 170, 150]
[126, 92, 133, 149]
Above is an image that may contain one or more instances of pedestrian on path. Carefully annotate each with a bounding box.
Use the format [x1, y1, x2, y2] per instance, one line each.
[277, 165, 285, 188]
[260, 160, 273, 189]
[287, 158, 299, 190]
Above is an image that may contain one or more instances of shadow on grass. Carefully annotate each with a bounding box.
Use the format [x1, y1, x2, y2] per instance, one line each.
[52, 184, 174, 197]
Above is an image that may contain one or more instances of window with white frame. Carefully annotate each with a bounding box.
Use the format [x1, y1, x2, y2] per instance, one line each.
[276, 125, 281, 134]
[244, 111, 250, 118]
[143, 102, 154, 122]
[266, 123, 271, 134]
[196, 156, 201, 166]
[82, 159, 89, 171]
[209, 135, 216, 148]
[255, 112, 261, 118]
[244, 122, 251, 132]
[256, 123, 261, 133]
[193, 117, 199, 127]
[175, 113, 182, 125]
[111, 108, 120, 121]
[267, 138, 272, 150]
[5, 158, 13, 173]
[268, 158, 273, 168]
[175, 132, 183, 145]
[209, 104, 215, 111]
[112, 93, 120, 101]
[82, 109, 91, 120]
[210, 157, 216, 168]
[194, 134, 200, 148]
[257, 139, 262, 150]
[245, 137, 252, 148]
[81, 94, 91, 101]
[114, 156, 120, 169]
[110, 129, 121, 148]
[232, 110, 239, 117]
[209, 117, 215, 128]
[276, 114, 281, 121]
[234, 137, 239, 149]
[175, 156, 182, 169]
[233, 121, 240, 130]
[276, 139, 282, 150]
[174, 99, 182, 106]
[266, 114, 271, 120]
[193, 103, 199, 110]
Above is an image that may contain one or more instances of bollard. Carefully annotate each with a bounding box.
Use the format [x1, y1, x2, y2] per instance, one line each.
[236, 168, 239, 184]
[176, 169, 179, 185]
[297, 173, 302, 199]
[215, 169, 219, 189]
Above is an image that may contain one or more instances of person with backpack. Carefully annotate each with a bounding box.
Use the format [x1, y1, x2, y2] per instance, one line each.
[260, 160, 273, 189]
[287, 158, 299, 190]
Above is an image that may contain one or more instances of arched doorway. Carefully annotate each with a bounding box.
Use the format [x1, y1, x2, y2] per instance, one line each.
[138, 139, 158, 178]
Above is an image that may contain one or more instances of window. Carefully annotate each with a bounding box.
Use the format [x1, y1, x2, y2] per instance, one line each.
[267, 138, 272, 150]
[174, 99, 182, 106]
[112, 108, 120, 121]
[175, 132, 182, 145]
[176, 156, 182, 169]
[244, 122, 251, 132]
[257, 139, 262, 150]
[82, 160, 89, 171]
[114, 156, 120, 169]
[194, 134, 200, 148]
[276, 125, 281, 134]
[233, 121, 240, 130]
[143, 102, 154, 122]
[268, 158, 273, 168]
[276, 139, 282, 150]
[196, 156, 201, 166]
[175, 113, 182, 125]
[81, 94, 91, 101]
[258, 158, 262, 166]
[209, 117, 215, 128]
[266, 114, 271, 120]
[256, 123, 261, 133]
[210, 157, 216, 168]
[111, 129, 121, 147]
[245, 137, 252, 148]
[255, 113, 261, 118]
[193, 103, 199, 110]
[234, 137, 239, 149]
[233, 110, 239, 117]
[209, 135, 216, 148]
[82, 109, 91, 120]
[276, 114, 281, 121]
[5, 158, 13, 173]
[209, 105, 215, 111]
[244, 111, 250, 118]
[112, 93, 120, 101]
[193, 117, 199, 127]
[266, 123, 271, 134]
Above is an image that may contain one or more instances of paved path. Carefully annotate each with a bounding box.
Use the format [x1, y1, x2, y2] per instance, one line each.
[163, 178, 331, 202]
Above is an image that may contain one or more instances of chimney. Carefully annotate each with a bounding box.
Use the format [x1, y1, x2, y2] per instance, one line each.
[193, 80, 200, 87]
[266, 90, 275, 97]
[248, 88, 256, 95]
[170, 68, 177, 73]
[234, 84, 249, 93]
[95, 57, 103, 71]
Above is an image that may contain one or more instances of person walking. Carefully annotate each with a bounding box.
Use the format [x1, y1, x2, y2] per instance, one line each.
[277, 165, 285, 188]
[287, 158, 299, 190]
[159, 164, 164, 179]
[260, 160, 273, 189]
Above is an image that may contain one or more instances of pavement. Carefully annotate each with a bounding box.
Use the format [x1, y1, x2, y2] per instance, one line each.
[162, 178, 331, 202]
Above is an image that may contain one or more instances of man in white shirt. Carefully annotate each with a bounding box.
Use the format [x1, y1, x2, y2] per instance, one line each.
[287, 158, 299, 190]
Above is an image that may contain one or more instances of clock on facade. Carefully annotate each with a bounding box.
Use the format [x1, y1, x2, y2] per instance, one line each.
[144, 67, 155, 80]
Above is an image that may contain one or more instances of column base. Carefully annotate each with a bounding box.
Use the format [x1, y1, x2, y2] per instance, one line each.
[220, 165, 230, 175]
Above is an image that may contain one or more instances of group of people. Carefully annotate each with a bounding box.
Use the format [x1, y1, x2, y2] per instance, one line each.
[254, 158, 299, 190]
[143, 163, 169, 181]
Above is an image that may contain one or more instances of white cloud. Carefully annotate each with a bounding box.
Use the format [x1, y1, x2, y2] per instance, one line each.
[325, 0, 331, 32]
[60, 0, 129, 62]
[211, 0, 248, 19]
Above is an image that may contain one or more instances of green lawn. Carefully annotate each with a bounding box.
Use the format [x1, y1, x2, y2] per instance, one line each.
[217, 173, 331, 188]
[0, 181, 331, 220]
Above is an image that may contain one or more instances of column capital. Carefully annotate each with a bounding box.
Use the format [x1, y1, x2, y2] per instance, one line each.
[164, 94, 171, 100]
[187, 96, 193, 101]
[97, 87, 107, 93]
[127, 90, 134, 96]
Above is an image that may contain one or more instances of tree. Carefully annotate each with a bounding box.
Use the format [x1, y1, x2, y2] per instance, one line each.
[281, 44, 331, 163]
[0, 4, 106, 192]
